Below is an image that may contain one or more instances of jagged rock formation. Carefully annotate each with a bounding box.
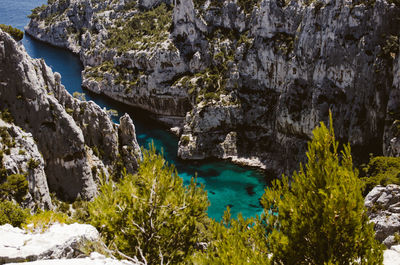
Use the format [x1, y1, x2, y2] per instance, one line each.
[0, 119, 52, 209]
[0, 29, 141, 201]
[25, 0, 400, 174]
[365, 184, 400, 248]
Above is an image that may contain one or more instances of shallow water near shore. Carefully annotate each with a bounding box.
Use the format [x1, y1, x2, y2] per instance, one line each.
[0, 1, 269, 220]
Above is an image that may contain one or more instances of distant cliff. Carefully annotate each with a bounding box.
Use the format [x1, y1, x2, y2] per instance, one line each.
[25, 0, 400, 175]
[0, 29, 141, 204]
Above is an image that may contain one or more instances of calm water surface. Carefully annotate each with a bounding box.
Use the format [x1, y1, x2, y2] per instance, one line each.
[0, 0, 269, 220]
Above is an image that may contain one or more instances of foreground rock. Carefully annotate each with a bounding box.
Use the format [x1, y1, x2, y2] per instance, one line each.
[0, 29, 141, 201]
[384, 245, 400, 265]
[365, 184, 400, 247]
[0, 223, 98, 263]
[25, 0, 400, 174]
[5, 252, 135, 265]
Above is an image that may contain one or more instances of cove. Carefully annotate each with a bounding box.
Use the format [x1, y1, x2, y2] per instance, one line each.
[0, 0, 268, 220]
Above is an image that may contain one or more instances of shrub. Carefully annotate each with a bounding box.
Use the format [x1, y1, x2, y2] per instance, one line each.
[0, 200, 29, 227]
[261, 113, 383, 264]
[27, 158, 40, 169]
[180, 135, 190, 146]
[0, 24, 23, 41]
[28, 4, 47, 19]
[0, 109, 14, 123]
[73, 92, 86, 101]
[0, 174, 28, 203]
[192, 208, 270, 264]
[361, 156, 400, 195]
[89, 143, 209, 264]
[23, 210, 69, 232]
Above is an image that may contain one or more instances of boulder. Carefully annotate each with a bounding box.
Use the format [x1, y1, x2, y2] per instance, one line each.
[0, 223, 99, 263]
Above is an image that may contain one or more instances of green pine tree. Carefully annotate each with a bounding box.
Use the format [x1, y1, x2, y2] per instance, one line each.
[261, 113, 383, 264]
[89, 143, 210, 264]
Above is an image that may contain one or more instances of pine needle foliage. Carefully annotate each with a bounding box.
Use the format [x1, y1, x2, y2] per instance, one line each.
[89, 143, 209, 264]
[192, 207, 270, 265]
[261, 113, 383, 265]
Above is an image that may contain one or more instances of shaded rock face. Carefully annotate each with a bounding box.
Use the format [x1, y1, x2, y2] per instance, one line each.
[25, 0, 400, 174]
[0, 119, 52, 209]
[0, 30, 141, 201]
[365, 184, 400, 248]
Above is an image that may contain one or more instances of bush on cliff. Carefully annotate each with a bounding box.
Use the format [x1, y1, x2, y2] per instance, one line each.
[261, 113, 383, 264]
[361, 156, 400, 195]
[0, 174, 28, 203]
[88, 144, 209, 264]
[0, 24, 23, 41]
[0, 200, 29, 227]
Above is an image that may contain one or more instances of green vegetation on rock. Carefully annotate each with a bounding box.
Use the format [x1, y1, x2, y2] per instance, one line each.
[362, 156, 400, 195]
[0, 174, 28, 203]
[106, 3, 172, 52]
[0, 200, 29, 227]
[0, 24, 23, 41]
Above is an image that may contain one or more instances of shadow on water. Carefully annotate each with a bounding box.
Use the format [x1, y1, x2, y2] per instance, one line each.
[4, 12, 271, 220]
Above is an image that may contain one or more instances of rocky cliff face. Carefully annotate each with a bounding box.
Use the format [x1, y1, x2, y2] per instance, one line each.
[25, 0, 400, 174]
[0, 118, 52, 209]
[0, 29, 141, 202]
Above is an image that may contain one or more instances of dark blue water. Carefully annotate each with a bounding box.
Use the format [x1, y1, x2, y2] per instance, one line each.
[0, 0, 268, 220]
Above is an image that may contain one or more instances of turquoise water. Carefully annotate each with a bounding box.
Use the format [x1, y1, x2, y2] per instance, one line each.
[0, 1, 269, 220]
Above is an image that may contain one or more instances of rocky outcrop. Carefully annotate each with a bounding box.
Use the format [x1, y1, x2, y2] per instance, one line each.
[5, 253, 137, 265]
[365, 184, 400, 247]
[0, 223, 99, 263]
[0, 223, 138, 265]
[0, 119, 52, 209]
[0, 29, 141, 201]
[25, 0, 400, 174]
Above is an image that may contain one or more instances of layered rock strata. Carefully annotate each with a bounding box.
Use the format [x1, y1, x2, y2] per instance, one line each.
[25, 0, 400, 174]
[0, 29, 141, 201]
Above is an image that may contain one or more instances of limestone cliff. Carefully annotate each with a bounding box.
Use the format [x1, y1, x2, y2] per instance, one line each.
[25, 0, 400, 174]
[0, 29, 141, 202]
[0, 118, 52, 209]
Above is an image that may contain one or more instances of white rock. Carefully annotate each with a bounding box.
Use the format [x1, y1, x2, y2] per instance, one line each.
[384, 249, 400, 265]
[0, 223, 99, 263]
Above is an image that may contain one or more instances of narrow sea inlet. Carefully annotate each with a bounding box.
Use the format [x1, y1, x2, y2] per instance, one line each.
[0, 0, 268, 220]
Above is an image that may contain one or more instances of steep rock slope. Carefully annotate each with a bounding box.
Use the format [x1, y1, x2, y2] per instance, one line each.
[0, 118, 52, 209]
[0, 29, 141, 201]
[25, 0, 400, 174]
